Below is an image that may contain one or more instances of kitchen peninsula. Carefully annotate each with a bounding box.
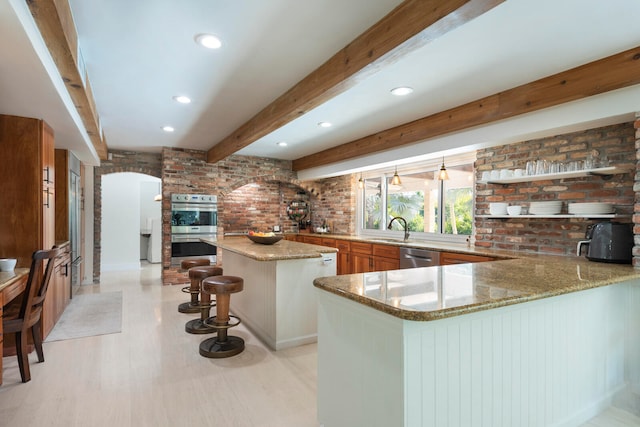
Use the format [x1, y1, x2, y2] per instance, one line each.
[314, 255, 640, 427]
[202, 236, 337, 350]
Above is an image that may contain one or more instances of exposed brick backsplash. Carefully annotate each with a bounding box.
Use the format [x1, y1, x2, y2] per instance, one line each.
[633, 114, 640, 267]
[475, 122, 635, 256]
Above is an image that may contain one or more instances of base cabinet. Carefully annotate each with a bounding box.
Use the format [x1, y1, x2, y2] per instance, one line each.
[440, 251, 494, 265]
[42, 243, 71, 337]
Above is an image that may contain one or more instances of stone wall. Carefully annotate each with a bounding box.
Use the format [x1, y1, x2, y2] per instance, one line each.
[475, 122, 635, 255]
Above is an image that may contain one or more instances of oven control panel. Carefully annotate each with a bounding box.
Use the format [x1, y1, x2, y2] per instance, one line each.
[171, 194, 217, 203]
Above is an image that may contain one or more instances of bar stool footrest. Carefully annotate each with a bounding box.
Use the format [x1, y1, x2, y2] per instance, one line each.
[202, 314, 241, 330]
[181, 286, 199, 295]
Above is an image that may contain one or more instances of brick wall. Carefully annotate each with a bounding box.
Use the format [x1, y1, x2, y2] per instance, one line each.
[93, 150, 162, 283]
[160, 148, 357, 285]
[475, 122, 635, 255]
[633, 114, 640, 266]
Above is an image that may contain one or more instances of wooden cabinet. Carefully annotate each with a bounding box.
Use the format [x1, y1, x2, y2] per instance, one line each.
[350, 242, 374, 273]
[284, 234, 297, 241]
[42, 243, 71, 336]
[372, 244, 400, 271]
[334, 240, 351, 275]
[440, 251, 494, 265]
[0, 115, 56, 267]
[301, 235, 323, 246]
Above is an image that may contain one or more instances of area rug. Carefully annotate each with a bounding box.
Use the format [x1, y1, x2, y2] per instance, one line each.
[44, 291, 123, 342]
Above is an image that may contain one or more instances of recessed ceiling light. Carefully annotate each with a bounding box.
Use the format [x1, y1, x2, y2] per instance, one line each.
[162, 126, 175, 132]
[195, 34, 222, 49]
[276, 141, 288, 147]
[173, 95, 191, 104]
[318, 121, 332, 128]
[390, 87, 414, 96]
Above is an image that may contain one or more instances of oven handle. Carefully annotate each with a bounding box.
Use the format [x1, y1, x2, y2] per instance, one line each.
[171, 203, 217, 212]
[172, 234, 216, 243]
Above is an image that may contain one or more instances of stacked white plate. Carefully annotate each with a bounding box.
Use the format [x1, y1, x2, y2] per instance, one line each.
[529, 201, 563, 215]
[568, 202, 613, 215]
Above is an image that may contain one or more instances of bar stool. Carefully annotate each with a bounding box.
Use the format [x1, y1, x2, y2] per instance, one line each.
[185, 266, 223, 334]
[178, 259, 210, 313]
[199, 276, 244, 358]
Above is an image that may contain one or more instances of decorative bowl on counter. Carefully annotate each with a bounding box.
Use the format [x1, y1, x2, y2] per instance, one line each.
[246, 233, 284, 245]
[0, 258, 17, 272]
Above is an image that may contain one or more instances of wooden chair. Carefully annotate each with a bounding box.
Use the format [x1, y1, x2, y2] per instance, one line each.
[3, 247, 59, 383]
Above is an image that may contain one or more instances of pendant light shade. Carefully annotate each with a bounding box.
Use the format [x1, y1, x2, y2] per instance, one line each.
[391, 167, 402, 185]
[438, 157, 449, 181]
[358, 175, 364, 189]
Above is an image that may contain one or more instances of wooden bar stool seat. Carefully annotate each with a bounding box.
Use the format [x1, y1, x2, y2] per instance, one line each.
[199, 276, 244, 358]
[178, 259, 211, 313]
[185, 266, 223, 334]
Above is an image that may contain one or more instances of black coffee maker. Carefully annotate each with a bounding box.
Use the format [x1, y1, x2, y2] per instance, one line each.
[576, 222, 633, 264]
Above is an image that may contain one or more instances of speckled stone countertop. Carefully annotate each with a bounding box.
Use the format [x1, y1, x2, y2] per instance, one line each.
[313, 256, 640, 321]
[293, 232, 521, 259]
[202, 236, 337, 261]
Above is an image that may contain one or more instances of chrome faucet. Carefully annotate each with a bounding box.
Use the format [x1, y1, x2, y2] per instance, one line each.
[388, 216, 410, 241]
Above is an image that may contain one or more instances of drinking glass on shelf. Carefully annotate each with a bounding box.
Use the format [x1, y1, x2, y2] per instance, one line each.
[535, 160, 548, 175]
[548, 162, 559, 174]
[526, 161, 536, 176]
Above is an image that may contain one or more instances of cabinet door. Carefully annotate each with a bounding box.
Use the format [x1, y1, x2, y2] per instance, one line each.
[335, 241, 351, 275]
[41, 121, 56, 251]
[303, 235, 323, 245]
[352, 253, 373, 273]
[373, 256, 399, 271]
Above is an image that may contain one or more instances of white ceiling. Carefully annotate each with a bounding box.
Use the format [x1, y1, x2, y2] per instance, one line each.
[2, 0, 640, 178]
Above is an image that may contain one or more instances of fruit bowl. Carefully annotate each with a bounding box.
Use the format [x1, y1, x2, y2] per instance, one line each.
[246, 233, 284, 245]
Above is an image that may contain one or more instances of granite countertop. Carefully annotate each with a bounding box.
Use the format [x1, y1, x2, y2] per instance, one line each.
[0, 268, 29, 293]
[295, 233, 520, 260]
[202, 236, 337, 261]
[313, 256, 640, 321]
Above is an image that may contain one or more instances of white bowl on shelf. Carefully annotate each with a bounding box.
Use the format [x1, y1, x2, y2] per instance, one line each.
[507, 206, 522, 216]
[0, 258, 17, 272]
[489, 203, 508, 215]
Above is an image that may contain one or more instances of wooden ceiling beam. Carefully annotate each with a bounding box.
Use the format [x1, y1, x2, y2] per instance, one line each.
[292, 46, 640, 171]
[206, 0, 505, 163]
[27, 0, 108, 160]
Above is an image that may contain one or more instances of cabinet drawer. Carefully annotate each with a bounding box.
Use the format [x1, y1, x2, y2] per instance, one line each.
[303, 236, 323, 245]
[350, 241, 372, 255]
[321, 238, 336, 247]
[440, 252, 494, 265]
[335, 241, 350, 252]
[372, 244, 399, 259]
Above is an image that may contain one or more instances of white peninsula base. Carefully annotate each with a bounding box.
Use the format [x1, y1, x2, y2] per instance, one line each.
[224, 250, 336, 350]
[317, 280, 640, 427]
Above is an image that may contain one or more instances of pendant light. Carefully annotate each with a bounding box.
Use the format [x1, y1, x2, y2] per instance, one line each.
[438, 157, 449, 181]
[358, 174, 364, 189]
[391, 167, 402, 185]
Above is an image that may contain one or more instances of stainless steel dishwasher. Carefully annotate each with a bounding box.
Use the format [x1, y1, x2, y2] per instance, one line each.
[399, 247, 440, 268]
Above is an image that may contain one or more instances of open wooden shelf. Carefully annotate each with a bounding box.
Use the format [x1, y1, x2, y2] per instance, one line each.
[477, 166, 628, 185]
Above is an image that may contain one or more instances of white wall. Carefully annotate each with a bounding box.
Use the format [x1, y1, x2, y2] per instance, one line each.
[139, 181, 161, 260]
[101, 172, 160, 272]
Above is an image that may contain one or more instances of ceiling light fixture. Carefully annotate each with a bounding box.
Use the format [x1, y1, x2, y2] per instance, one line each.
[173, 95, 191, 104]
[162, 126, 175, 132]
[195, 33, 222, 49]
[276, 141, 288, 147]
[358, 175, 364, 189]
[438, 157, 450, 181]
[391, 167, 402, 186]
[318, 121, 332, 128]
[390, 86, 414, 96]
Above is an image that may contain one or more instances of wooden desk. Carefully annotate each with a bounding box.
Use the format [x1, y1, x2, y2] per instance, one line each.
[0, 268, 29, 385]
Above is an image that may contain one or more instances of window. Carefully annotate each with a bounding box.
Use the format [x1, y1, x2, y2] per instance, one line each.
[360, 162, 474, 238]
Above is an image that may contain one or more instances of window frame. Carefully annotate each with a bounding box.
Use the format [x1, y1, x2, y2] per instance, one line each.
[356, 153, 476, 244]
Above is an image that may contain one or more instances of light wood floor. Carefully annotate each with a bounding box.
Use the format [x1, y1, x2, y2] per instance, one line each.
[0, 263, 638, 427]
[0, 263, 318, 426]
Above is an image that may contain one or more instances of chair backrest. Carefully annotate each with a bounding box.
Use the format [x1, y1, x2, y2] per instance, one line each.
[19, 246, 60, 325]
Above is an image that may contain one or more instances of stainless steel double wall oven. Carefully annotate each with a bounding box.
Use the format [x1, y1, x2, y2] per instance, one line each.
[170, 194, 217, 264]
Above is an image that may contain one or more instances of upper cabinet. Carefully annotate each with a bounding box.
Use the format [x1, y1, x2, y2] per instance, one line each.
[0, 114, 56, 265]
